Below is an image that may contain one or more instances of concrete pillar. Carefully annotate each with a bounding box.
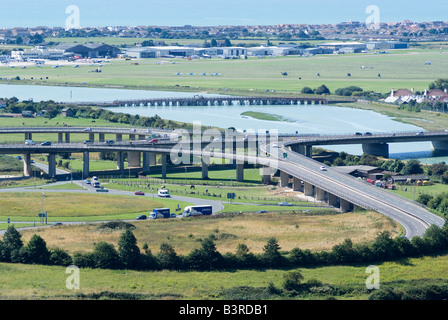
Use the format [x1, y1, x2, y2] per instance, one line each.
[117, 151, 125, 173]
[304, 182, 314, 197]
[149, 153, 157, 165]
[340, 199, 351, 213]
[293, 177, 302, 191]
[236, 163, 244, 182]
[280, 171, 289, 187]
[261, 166, 271, 184]
[161, 154, 167, 180]
[328, 193, 339, 207]
[83, 152, 90, 179]
[25, 133, 32, 140]
[362, 143, 389, 158]
[142, 152, 150, 173]
[128, 151, 141, 168]
[138, 135, 145, 140]
[315, 187, 326, 202]
[129, 134, 135, 141]
[202, 158, 209, 180]
[58, 133, 63, 143]
[291, 144, 305, 155]
[65, 133, 70, 143]
[116, 134, 122, 142]
[99, 133, 105, 142]
[305, 145, 313, 158]
[431, 141, 448, 152]
[23, 153, 32, 177]
[47, 153, 56, 179]
[89, 133, 95, 142]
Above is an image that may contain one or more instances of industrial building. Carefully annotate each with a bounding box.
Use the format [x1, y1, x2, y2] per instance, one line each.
[51, 43, 121, 58]
[11, 46, 66, 60]
[366, 41, 409, 50]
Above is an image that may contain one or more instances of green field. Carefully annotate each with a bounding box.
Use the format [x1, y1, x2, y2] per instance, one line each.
[1, 48, 446, 95]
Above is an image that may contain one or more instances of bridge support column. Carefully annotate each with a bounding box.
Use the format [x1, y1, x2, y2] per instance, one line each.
[304, 182, 314, 197]
[83, 152, 90, 179]
[280, 171, 289, 187]
[328, 193, 339, 207]
[128, 151, 141, 168]
[47, 153, 56, 179]
[129, 134, 135, 141]
[305, 145, 313, 158]
[293, 177, 302, 191]
[89, 133, 95, 142]
[236, 163, 244, 182]
[142, 152, 150, 173]
[99, 133, 105, 143]
[25, 133, 32, 140]
[290, 144, 305, 155]
[431, 141, 448, 152]
[261, 166, 271, 184]
[315, 187, 326, 202]
[117, 151, 125, 173]
[340, 199, 351, 213]
[116, 134, 122, 142]
[161, 154, 167, 180]
[58, 133, 63, 143]
[202, 159, 209, 180]
[65, 133, 70, 143]
[362, 143, 389, 158]
[138, 135, 145, 140]
[23, 153, 32, 177]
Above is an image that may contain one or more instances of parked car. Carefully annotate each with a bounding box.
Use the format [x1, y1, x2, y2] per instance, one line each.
[134, 190, 145, 196]
[41, 141, 51, 146]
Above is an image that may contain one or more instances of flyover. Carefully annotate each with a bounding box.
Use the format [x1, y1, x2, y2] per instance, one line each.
[0, 127, 445, 238]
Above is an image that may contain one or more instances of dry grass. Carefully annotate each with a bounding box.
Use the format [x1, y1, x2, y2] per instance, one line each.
[19, 211, 401, 255]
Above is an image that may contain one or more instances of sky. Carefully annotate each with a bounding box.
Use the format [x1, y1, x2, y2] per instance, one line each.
[0, 0, 447, 28]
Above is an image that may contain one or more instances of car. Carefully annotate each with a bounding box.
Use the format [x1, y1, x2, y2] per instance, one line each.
[41, 141, 51, 146]
[354, 132, 362, 136]
[364, 132, 373, 136]
[25, 140, 36, 145]
[147, 138, 158, 144]
[134, 190, 145, 195]
[85, 179, 91, 184]
[136, 215, 147, 220]
[83, 128, 92, 132]
[256, 210, 267, 213]
[320, 166, 327, 171]
[105, 140, 114, 144]
[129, 129, 136, 132]
[52, 222, 62, 226]
[271, 143, 279, 148]
[83, 140, 93, 144]
[170, 213, 177, 218]
[416, 132, 424, 136]
[445, 129, 448, 133]
[30, 159, 34, 163]
[16, 156, 22, 160]
[278, 202, 293, 206]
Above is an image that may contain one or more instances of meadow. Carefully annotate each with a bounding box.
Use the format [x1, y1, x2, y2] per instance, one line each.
[1, 47, 447, 95]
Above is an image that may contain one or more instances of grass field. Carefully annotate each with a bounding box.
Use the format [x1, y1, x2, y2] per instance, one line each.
[1, 48, 446, 95]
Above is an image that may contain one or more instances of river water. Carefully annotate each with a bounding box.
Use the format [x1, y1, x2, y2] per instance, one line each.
[0, 83, 446, 163]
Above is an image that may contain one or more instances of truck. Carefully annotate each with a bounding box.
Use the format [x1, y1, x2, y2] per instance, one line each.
[149, 208, 171, 219]
[182, 205, 213, 218]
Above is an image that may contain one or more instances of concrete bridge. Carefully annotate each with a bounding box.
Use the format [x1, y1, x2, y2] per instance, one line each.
[87, 95, 329, 107]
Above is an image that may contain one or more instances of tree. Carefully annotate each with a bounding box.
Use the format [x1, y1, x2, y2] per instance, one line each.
[93, 242, 120, 269]
[400, 159, 423, 175]
[49, 248, 73, 266]
[262, 238, 284, 267]
[282, 270, 304, 292]
[157, 243, 181, 270]
[118, 229, 141, 269]
[301, 87, 314, 94]
[26, 234, 50, 265]
[186, 237, 223, 270]
[314, 84, 330, 95]
[0, 225, 24, 261]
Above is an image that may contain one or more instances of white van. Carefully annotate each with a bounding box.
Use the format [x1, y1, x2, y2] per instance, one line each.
[158, 189, 171, 197]
[25, 140, 36, 145]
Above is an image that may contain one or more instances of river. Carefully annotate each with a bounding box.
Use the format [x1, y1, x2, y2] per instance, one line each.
[0, 83, 446, 163]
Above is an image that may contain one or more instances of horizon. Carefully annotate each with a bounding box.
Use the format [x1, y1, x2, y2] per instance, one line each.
[1, 0, 448, 29]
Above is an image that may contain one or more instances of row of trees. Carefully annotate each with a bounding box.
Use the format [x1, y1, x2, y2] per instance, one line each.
[1, 220, 448, 271]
